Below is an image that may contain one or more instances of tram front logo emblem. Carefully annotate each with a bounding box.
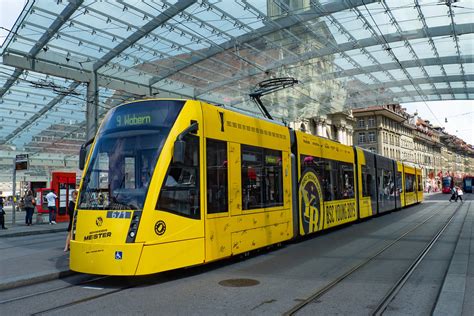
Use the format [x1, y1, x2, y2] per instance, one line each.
[299, 170, 323, 234]
[154, 220, 166, 236]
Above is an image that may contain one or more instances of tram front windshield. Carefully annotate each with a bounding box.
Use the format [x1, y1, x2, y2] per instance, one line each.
[78, 100, 184, 210]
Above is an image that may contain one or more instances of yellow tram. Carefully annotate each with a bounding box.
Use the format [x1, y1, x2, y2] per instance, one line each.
[70, 99, 423, 275]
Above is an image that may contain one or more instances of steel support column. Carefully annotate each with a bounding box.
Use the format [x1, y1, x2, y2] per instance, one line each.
[86, 72, 99, 140]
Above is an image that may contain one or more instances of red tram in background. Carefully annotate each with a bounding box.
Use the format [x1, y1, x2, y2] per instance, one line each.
[35, 172, 76, 223]
[441, 176, 453, 194]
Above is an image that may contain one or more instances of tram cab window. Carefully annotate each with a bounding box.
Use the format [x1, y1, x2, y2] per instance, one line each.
[241, 145, 283, 210]
[206, 139, 228, 214]
[157, 134, 200, 219]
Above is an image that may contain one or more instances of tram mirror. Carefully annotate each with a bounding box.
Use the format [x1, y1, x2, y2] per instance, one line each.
[79, 138, 95, 170]
[173, 140, 186, 164]
[79, 146, 87, 170]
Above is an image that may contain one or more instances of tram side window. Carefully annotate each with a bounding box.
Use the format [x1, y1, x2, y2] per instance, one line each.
[302, 155, 329, 200]
[417, 175, 423, 192]
[396, 171, 403, 194]
[361, 165, 373, 197]
[156, 135, 200, 219]
[405, 174, 415, 192]
[338, 162, 354, 199]
[264, 149, 283, 207]
[300, 155, 354, 201]
[378, 169, 394, 200]
[241, 145, 283, 210]
[206, 139, 228, 214]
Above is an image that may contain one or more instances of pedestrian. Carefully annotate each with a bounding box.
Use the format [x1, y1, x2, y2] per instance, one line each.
[449, 186, 457, 202]
[0, 196, 7, 229]
[456, 187, 464, 203]
[45, 190, 58, 224]
[24, 190, 35, 226]
[64, 190, 77, 252]
[18, 197, 25, 213]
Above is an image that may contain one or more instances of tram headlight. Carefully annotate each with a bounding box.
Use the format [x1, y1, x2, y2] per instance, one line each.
[126, 211, 142, 243]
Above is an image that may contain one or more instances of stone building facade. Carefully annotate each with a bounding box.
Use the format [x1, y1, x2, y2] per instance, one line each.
[352, 104, 473, 191]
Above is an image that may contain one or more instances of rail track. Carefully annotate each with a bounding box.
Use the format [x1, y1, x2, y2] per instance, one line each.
[284, 202, 466, 315]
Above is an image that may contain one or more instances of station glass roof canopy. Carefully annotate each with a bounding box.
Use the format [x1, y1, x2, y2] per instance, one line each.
[0, 0, 473, 183]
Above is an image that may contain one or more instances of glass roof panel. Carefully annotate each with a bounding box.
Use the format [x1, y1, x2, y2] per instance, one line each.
[418, 83, 433, 90]
[465, 64, 474, 75]
[361, 2, 398, 35]
[422, 4, 452, 28]
[371, 71, 392, 82]
[409, 38, 436, 59]
[392, 1, 423, 32]
[406, 67, 426, 79]
[0, 0, 472, 173]
[424, 65, 444, 77]
[450, 82, 465, 89]
[345, 49, 375, 68]
[434, 82, 449, 89]
[459, 34, 473, 55]
[444, 64, 464, 75]
[390, 43, 415, 62]
[388, 69, 407, 80]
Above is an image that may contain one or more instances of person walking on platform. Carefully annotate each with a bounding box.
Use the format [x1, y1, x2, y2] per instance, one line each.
[456, 187, 464, 202]
[64, 190, 77, 252]
[0, 196, 7, 229]
[449, 186, 457, 202]
[24, 190, 35, 226]
[45, 190, 58, 224]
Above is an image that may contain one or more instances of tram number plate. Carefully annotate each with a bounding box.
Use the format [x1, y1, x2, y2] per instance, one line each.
[107, 211, 131, 219]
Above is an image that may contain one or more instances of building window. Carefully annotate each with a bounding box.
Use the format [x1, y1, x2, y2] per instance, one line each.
[368, 131, 375, 142]
[368, 117, 375, 127]
[358, 119, 365, 128]
[358, 132, 366, 144]
[369, 147, 376, 153]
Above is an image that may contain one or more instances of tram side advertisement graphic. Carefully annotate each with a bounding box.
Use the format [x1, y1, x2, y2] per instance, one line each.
[299, 169, 323, 234]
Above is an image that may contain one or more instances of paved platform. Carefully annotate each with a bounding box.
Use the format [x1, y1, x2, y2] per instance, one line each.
[0, 207, 72, 291]
[0, 206, 68, 238]
[0, 193, 472, 315]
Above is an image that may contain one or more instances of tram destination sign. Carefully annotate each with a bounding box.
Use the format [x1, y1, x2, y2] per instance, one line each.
[15, 154, 29, 171]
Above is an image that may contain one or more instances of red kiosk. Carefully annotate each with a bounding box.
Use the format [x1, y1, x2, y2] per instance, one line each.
[36, 172, 76, 223]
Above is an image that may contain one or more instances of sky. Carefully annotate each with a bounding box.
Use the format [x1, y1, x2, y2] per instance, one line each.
[402, 100, 474, 145]
[0, 0, 27, 47]
[0, 1, 473, 145]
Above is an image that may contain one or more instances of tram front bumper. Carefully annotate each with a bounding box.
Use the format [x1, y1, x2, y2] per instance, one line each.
[70, 240, 143, 275]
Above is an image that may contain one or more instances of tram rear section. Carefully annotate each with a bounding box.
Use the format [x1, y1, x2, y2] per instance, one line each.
[70, 99, 423, 276]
